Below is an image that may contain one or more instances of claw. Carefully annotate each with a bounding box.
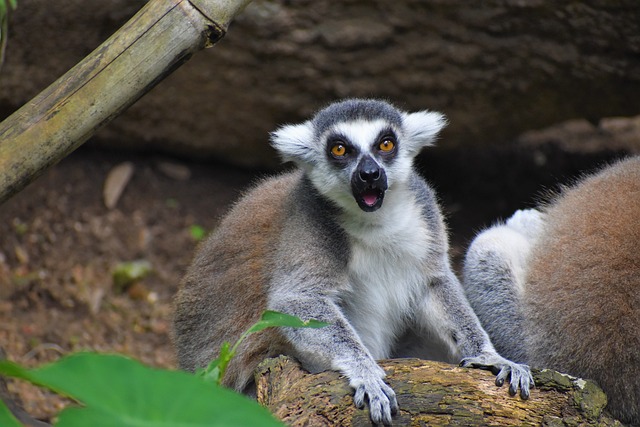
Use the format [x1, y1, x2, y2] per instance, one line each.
[368, 394, 393, 426]
[351, 376, 398, 425]
[460, 354, 534, 401]
[390, 398, 399, 415]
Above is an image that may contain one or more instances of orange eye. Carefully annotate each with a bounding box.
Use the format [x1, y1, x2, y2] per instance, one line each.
[379, 139, 395, 153]
[331, 144, 347, 157]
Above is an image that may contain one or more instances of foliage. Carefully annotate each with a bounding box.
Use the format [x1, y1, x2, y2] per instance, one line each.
[0, 396, 22, 427]
[0, 0, 17, 69]
[0, 310, 328, 426]
[0, 353, 283, 427]
[2, 0, 16, 10]
[0, 0, 17, 23]
[188, 224, 207, 241]
[111, 259, 153, 291]
[199, 310, 328, 384]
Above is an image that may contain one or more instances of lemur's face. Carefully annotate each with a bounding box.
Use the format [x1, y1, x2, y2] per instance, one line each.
[271, 99, 446, 214]
[317, 120, 399, 212]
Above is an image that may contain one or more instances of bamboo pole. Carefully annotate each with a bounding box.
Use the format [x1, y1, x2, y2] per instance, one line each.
[0, 0, 252, 204]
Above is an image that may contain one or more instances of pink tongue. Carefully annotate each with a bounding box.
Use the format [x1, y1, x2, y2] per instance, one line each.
[362, 191, 378, 206]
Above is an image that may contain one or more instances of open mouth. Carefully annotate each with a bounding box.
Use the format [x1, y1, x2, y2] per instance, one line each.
[350, 155, 388, 212]
[354, 186, 385, 212]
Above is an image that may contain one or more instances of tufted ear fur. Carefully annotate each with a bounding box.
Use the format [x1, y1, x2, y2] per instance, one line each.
[270, 121, 315, 165]
[401, 111, 447, 155]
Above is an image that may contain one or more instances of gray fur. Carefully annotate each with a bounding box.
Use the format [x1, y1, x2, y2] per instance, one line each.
[461, 209, 541, 363]
[408, 173, 448, 253]
[312, 99, 403, 138]
[174, 99, 533, 425]
[462, 157, 640, 426]
[462, 249, 527, 362]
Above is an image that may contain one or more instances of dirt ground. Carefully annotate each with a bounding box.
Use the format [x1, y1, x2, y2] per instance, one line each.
[0, 144, 619, 422]
[0, 147, 260, 421]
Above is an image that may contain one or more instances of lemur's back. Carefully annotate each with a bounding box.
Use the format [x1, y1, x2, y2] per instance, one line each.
[524, 157, 640, 424]
[173, 171, 300, 387]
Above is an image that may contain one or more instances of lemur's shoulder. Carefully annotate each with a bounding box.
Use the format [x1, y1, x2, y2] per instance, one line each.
[528, 156, 640, 285]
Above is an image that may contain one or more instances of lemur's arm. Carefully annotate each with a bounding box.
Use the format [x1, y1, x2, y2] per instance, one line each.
[417, 269, 534, 399]
[267, 212, 397, 426]
[268, 292, 397, 425]
[461, 209, 546, 363]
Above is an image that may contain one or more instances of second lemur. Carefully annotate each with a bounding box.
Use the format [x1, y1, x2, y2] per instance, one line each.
[463, 156, 640, 426]
[174, 99, 533, 425]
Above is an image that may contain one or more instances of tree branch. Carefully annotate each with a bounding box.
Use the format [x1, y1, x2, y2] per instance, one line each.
[0, 0, 251, 204]
[257, 356, 621, 426]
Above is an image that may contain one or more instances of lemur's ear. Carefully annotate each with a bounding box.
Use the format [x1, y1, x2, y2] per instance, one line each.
[270, 121, 315, 165]
[402, 111, 447, 154]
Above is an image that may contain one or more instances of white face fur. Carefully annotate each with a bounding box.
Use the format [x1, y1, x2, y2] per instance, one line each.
[271, 100, 447, 215]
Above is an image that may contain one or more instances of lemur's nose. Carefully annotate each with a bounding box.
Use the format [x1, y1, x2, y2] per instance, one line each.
[358, 156, 381, 182]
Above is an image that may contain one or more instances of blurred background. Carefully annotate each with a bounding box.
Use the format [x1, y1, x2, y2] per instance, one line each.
[0, 0, 639, 420]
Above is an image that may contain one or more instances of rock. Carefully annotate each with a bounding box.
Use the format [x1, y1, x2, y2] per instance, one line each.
[126, 282, 151, 302]
[517, 115, 640, 155]
[103, 162, 135, 210]
[154, 160, 191, 181]
[2, 1, 640, 168]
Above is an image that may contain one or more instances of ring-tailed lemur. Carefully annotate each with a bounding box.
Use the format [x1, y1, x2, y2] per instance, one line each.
[463, 156, 640, 426]
[173, 99, 533, 425]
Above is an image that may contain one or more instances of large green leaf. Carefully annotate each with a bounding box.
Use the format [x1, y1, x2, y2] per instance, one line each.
[0, 353, 283, 427]
[0, 398, 24, 427]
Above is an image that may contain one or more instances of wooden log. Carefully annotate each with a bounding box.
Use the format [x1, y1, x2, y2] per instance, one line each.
[0, 0, 251, 204]
[256, 356, 623, 426]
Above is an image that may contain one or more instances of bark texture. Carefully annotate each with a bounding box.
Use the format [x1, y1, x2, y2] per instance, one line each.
[256, 356, 623, 426]
[2, 1, 640, 168]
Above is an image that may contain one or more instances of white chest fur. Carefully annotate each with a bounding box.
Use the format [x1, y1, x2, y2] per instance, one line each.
[340, 191, 433, 359]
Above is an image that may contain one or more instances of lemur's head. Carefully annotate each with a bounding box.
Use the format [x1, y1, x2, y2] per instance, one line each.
[271, 99, 446, 213]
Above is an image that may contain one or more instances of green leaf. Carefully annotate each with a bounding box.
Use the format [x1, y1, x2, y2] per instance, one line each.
[201, 311, 328, 385]
[0, 0, 14, 27]
[0, 0, 17, 13]
[0, 359, 31, 382]
[1, 0, 16, 69]
[0, 353, 283, 427]
[200, 341, 233, 385]
[189, 224, 207, 241]
[0, 398, 24, 427]
[112, 259, 153, 291]
[247, 310, 329, 334]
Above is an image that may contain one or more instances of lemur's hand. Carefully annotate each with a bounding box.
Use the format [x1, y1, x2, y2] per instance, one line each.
[460, 354, 534, 399]
[350, 371, 398, 425]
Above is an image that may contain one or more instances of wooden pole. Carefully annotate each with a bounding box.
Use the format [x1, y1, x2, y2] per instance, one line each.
[0, 0, 252, 204]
